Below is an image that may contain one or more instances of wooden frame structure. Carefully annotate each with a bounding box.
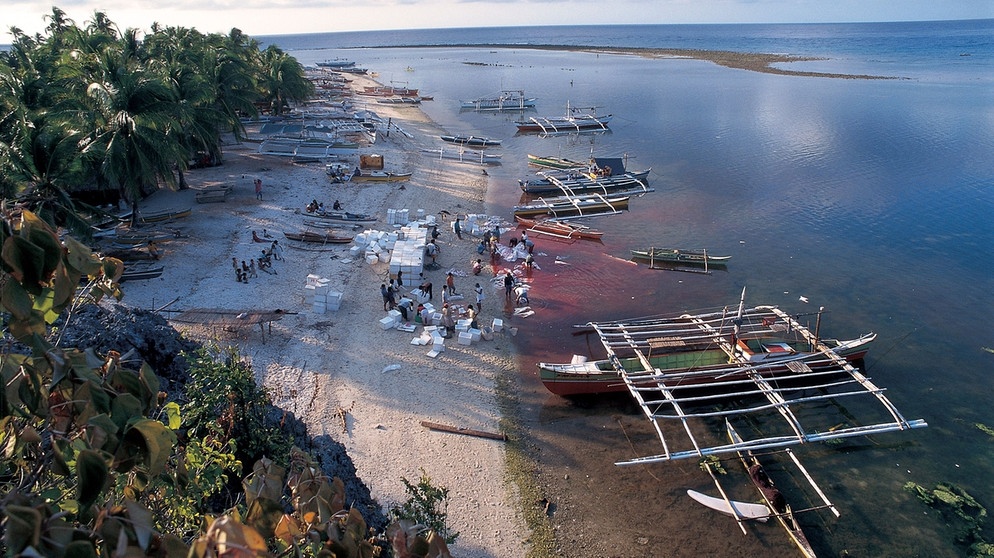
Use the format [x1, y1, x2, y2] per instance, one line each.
[579, 294, 926, 466]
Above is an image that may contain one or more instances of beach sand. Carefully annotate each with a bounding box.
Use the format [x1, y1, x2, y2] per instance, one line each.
[116, 72, 531, 556]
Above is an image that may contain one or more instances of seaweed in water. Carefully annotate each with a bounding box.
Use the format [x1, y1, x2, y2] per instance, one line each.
[905, 481, 991, 554]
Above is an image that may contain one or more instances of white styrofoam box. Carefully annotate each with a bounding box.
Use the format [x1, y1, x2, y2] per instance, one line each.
[492, 318, 503, 332]
[313, 293, 327, 303]
[388, 309, 402, 321]
[355, 233, 367, 245]
[379, 316, 396, 330]
[365, 254, 378, 265]
[455, 320, 470, 332]
[433, 336, 445, 348]
[378, 252, 390, 263]
[469, 328, 481, 342]
[423, 303, 435, 313]
[313, 303, 326, 314]
[458, 331, 473, 345]
[416, 209, 425, 219]
[306, 274, 321, 285]
[387, 208, 396, 225]
[314, 283, 329, 293]
[432, 312, 443, 323]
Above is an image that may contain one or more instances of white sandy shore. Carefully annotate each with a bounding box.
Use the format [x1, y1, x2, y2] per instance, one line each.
[116, 73, 530, 556]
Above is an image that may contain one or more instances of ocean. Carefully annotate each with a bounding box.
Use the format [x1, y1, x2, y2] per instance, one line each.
[264, 21, 994, 557]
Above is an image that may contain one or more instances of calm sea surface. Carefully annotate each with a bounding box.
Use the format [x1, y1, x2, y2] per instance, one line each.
[265, 21, 994, 557]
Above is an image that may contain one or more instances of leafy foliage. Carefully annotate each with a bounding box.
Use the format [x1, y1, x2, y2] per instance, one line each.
[390, 468, 459, 546]
[183, 344, 292, 468]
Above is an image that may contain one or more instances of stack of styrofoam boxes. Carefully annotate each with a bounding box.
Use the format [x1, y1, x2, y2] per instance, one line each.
[456, 318, 473, 345]
[386, 208, 411, 226]
[465, 214, 489, 237]
[304, 274, 342, 314]
[388, 225, 427, 280]
[379, 308, 402, 330]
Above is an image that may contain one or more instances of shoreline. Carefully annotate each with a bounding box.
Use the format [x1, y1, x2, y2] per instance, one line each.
[116, 71, 536, 556]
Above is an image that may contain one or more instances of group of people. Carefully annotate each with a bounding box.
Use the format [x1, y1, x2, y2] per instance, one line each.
[305, 199, 344, 213]
[234, 239, 284, 283]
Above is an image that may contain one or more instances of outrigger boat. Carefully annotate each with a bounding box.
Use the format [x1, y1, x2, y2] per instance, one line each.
[440, 135, 502, 147]
[512, 193, 630, 219]
[515, 103, 612, 134]
[460, 90, 536, 111]
[514, 215, 604, 241]
[631, 248, 732, 266]
[538, 329, 876, 397]
[520, 170, 651, 195]
[421, 147, 502, 165]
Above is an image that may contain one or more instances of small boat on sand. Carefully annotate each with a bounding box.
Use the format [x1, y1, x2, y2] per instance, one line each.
[348, 171, 412, 182]
[310, 211, 377, 223]
[283, 231, 355, 244]
[119, 262, 165, 282]
[138, 207, 191, 224]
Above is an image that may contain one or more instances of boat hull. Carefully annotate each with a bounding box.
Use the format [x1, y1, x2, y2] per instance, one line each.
[283, 232, 354, 244]
[538, 337, 873, 396]
[512, 197, 629, 218]
[514, 216, 604, 240]
[631, 248, 732, 265]
[350, 172, 412, 182]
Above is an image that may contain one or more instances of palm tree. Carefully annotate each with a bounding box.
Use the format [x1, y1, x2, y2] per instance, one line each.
[78, 36, 186, 226]
[258, 45, 313, 116]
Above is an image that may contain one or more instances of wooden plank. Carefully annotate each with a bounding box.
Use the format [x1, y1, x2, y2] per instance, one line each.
[420, 420, 506, 441]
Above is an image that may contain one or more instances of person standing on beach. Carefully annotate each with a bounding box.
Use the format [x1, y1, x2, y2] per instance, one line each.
[381, 284, 390, 311]
[249, 259, 258, 278]
[474, 282, 484, 312]
[504, 272, 514, 298]
[254, 178, 263, 200]
[272, 240, 284, 262]
[397, 270, 404, 291]
[453, 217, 462, 239]
[446, 272, 456, 295]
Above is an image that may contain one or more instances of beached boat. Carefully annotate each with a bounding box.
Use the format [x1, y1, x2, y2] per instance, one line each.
[336, 67, 368, 75]
[440, 135, 502, 147]
[514, 215, 604, 240]
[537, 305, 877, 396]
[726, 421, 818, 558]
[421, 147, 502, 165]
[137, 207, 192, 224]
[515, 104, 612, 134]
[460, 90, 536, 111]
[283, 231, 355, 244]
[119, 262, 164, 282]
[630, 248, 732, 266]
[360, 85, 419, 97]
[348, 171, 413, 182]
[511, 194, 630, 219]
[310, 211, 378, 223]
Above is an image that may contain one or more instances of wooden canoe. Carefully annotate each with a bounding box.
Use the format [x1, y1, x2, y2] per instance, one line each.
[283, 231, 354, 244]
[138, 207, 192, 223]
[349, 171, 412, 182]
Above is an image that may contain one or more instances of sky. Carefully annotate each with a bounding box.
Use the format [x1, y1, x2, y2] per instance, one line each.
[3, 0, 991, 43]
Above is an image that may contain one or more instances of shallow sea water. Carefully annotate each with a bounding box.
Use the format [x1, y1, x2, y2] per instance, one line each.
[274, 22, 994, 556]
